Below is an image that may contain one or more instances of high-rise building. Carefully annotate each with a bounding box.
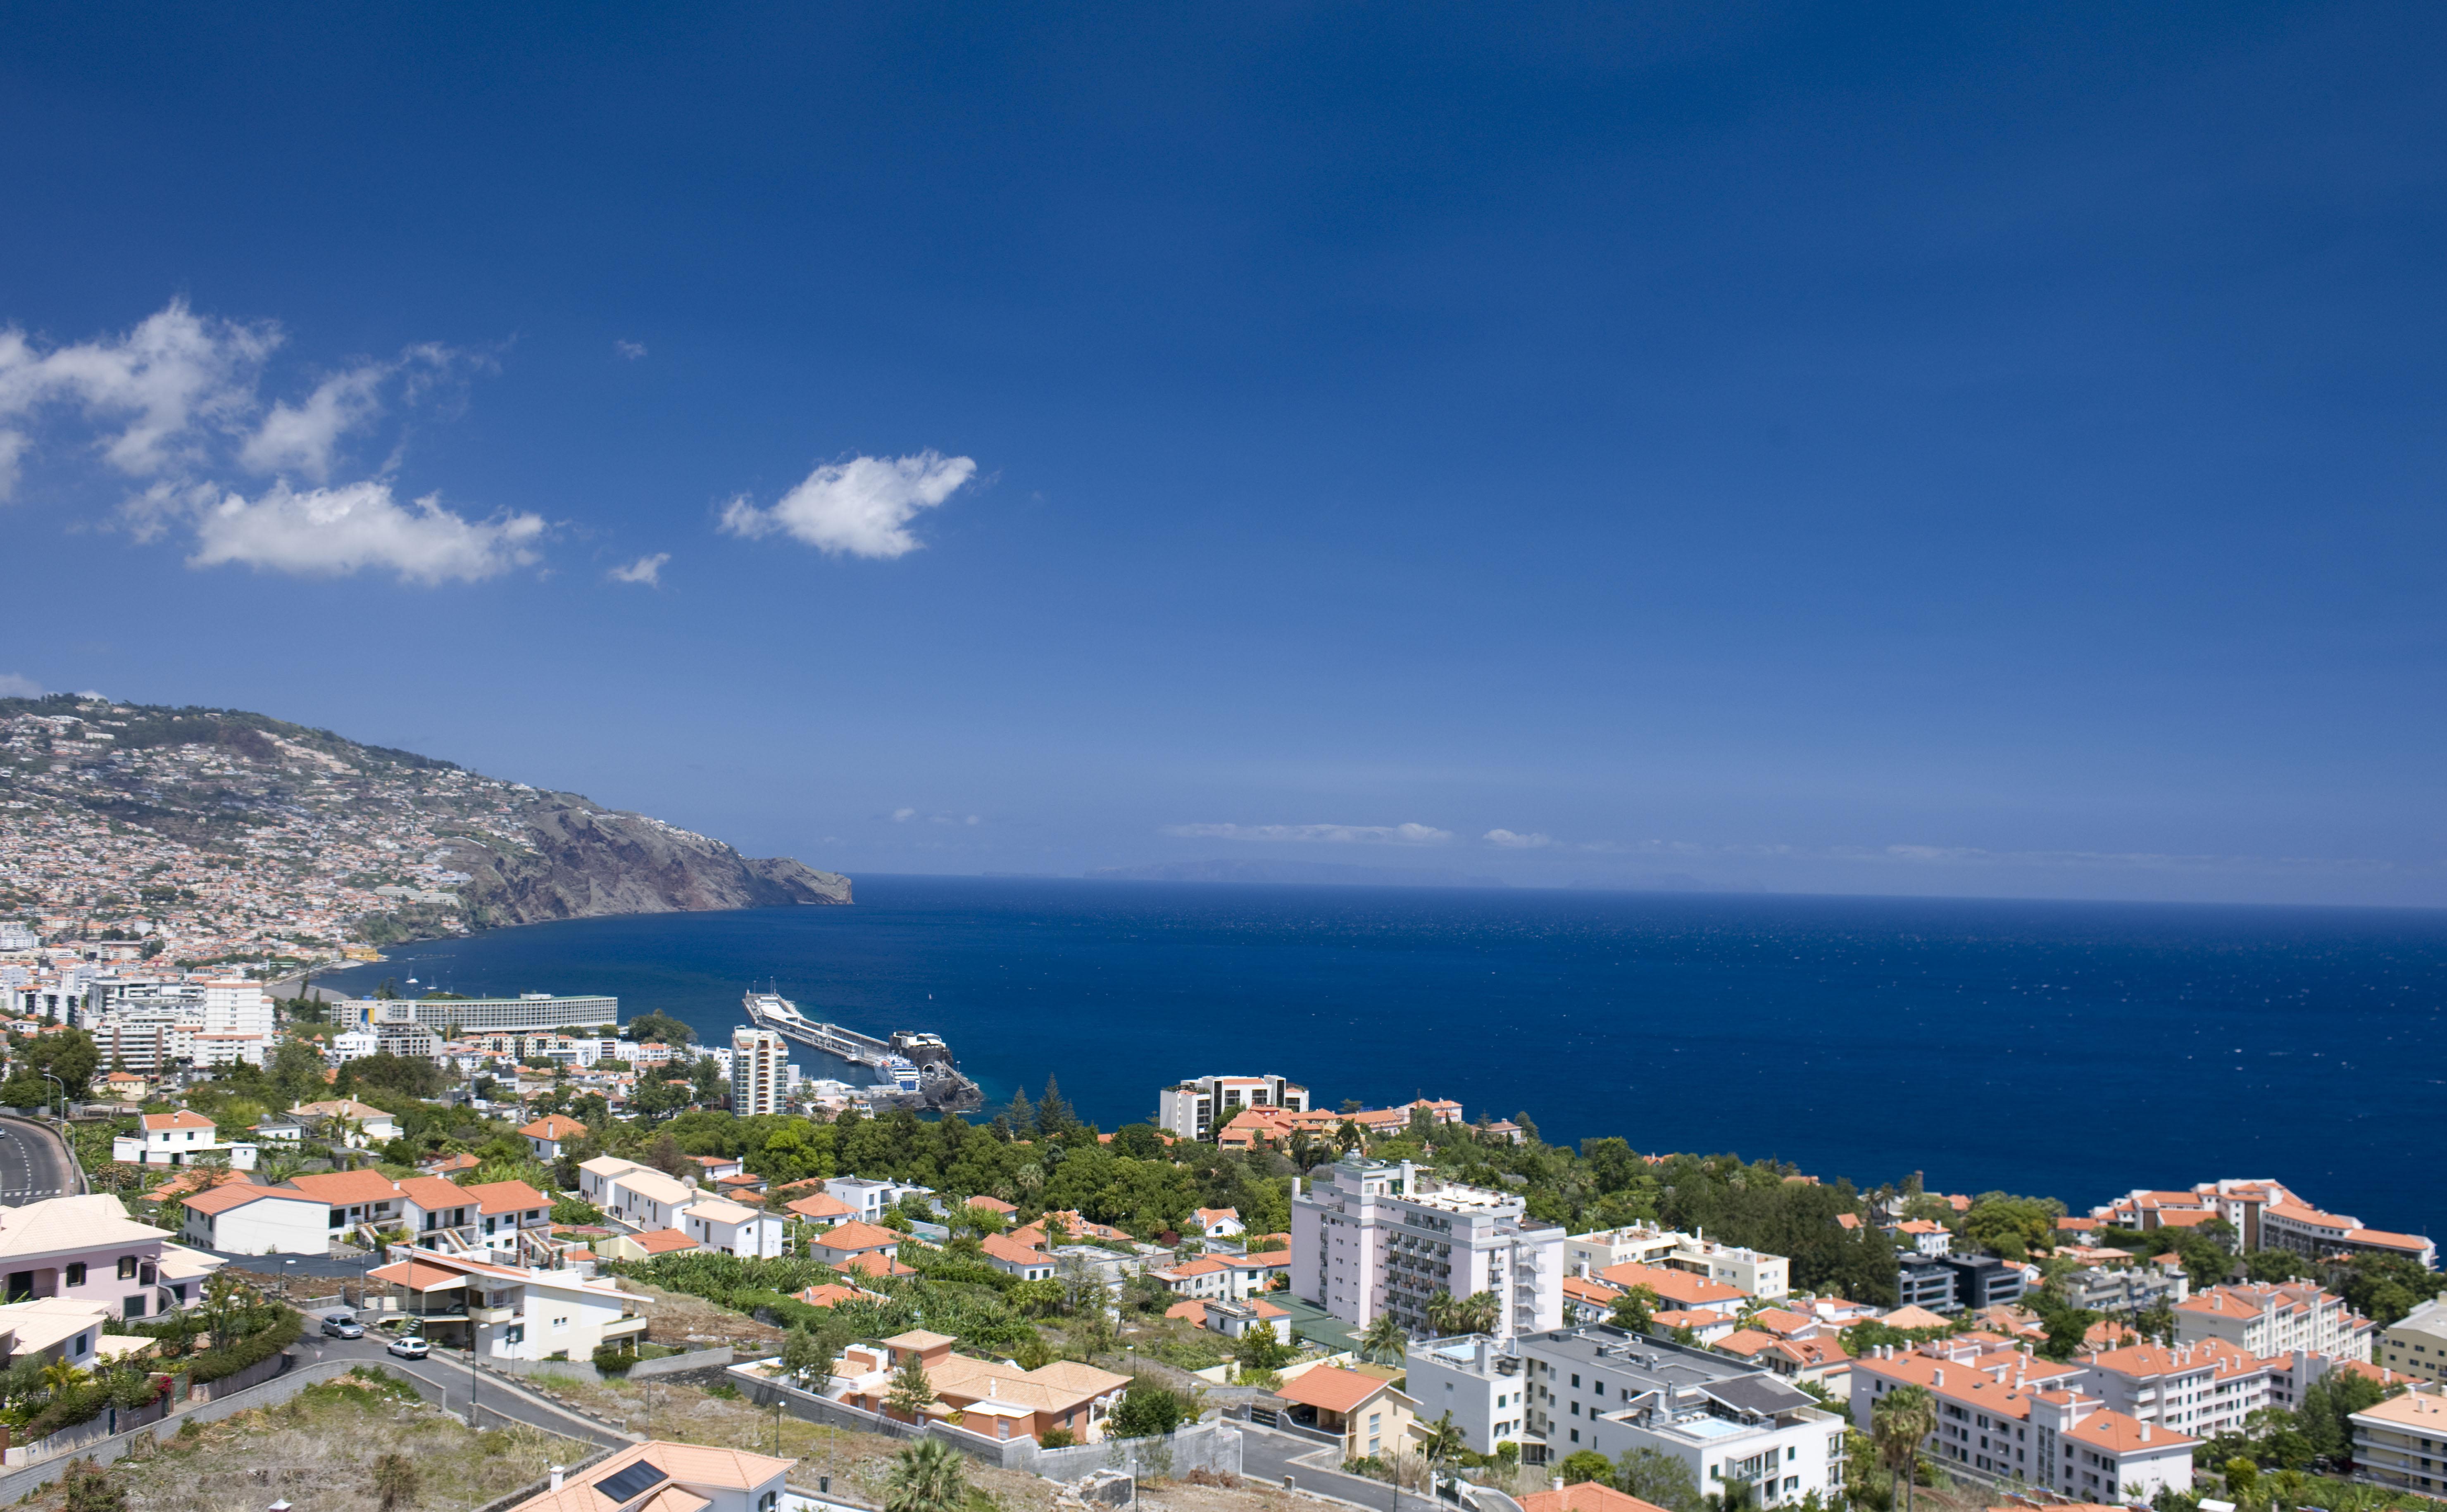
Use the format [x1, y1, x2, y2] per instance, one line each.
[1292, 1156, 1564, 1341]
[731, 1027, 788, 1116]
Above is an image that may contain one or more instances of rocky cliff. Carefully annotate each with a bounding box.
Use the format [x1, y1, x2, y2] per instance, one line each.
[442, 800, 852, 930]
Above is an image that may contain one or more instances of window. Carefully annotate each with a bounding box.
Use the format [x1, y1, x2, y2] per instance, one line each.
[65, 1263, 85, 1286]
[123, 1296, 146, 1319]
[117, 1256, 136, 1279]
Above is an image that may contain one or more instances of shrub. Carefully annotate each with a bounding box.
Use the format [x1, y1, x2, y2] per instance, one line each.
[592, 1343, 636, 1374]
[1039, 1426, 1076, 1448]
[186, 1306, 302, 1385]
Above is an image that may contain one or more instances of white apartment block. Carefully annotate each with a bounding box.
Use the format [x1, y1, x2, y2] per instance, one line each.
[729, 1027, 788, 1116]
[367, 1248, 646, 1362]
[1564, 1226, 1791, 1300]
[1292, 1157, 1563, 1341]
[1402, 1334, 1538, 1455]
[2072, 1339, 2271, 1441]
[2175, 1281, 2374, 1362]
[2382, 1298, 2447, 1385]
[1157, 1073, 1310, 1142]
[1519, 1327, 1845, 1500]
[1852, 1345, 2196, 1504]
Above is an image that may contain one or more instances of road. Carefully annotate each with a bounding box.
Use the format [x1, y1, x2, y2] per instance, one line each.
[1239, 1421, 1452, 1512]
[293, 1315, 635, 1448]
[0, 1113, 81, 1203]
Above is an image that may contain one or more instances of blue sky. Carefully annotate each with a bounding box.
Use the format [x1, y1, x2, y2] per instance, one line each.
[3, 4, 2444, 904]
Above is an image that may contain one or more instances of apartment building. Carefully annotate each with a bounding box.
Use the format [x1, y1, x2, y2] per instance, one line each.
[2260, 1202, 2438, 1270]
[2381, 1298, 2447, 1384]
[1515, 1326, 1845, 1501]
[1157, 1073, 1309, 1142]
[1564, 1227, 1791, 1300]
[1402, 1333, 1540, 1455]
[2175, 1281, 2373, 1362]
[332, 992, 619, 1033]
[728, 1026, 788, 1116]
[2350, 1384, 2447, 1494]
[1293, 1157, 1564, 1341]
[2072, 1339, 2271, 1440]
[1896, 1255, 2027, 1315]
[2058, 1264, 2189, 1315]
[2092, 1180, 2437, 1270]
[1852, 1344, 2195, 1502]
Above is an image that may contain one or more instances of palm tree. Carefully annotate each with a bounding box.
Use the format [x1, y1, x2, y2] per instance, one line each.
[1871, 1385, 1935, 1512]
[371, 1452, 420, 1511]
[1419, 1410, 1466, 1486]
[1425, 1293, 1460, 1336]
[1457, 1291, 1501, 1336]
[41, 1358, 89, 1398]
[884, 1438, 969, 1512]
[1360, 1313, 1409, 1365]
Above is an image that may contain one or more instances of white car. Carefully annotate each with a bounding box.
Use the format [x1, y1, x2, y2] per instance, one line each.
[387, 1334, 430, 1359]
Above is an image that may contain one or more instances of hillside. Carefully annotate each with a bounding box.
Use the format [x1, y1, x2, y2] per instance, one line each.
[0, 694, 848, 968]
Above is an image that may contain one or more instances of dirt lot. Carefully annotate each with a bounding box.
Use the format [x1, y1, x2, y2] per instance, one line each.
[22, 1369, 569, 1512]
[617, 1277, 790, 1350]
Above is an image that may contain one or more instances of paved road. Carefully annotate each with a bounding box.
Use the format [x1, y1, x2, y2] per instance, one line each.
[1240, 1422, 1451, 1512]
[295, 1321, 634, 1448]
[0, 1114, 81, 1204]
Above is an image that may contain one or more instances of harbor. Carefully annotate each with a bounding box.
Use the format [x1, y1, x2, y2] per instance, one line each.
[742, 989, 984, 1114]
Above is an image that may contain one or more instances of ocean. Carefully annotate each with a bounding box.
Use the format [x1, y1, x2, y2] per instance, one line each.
[315, 876, 2447, 1243]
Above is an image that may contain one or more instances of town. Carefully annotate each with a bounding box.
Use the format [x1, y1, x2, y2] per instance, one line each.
[0, 934, 2437, 1512]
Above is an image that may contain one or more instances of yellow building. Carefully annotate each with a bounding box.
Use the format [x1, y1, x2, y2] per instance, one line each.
[2380, 1299, 2447, 1385]
[2349, 1384, 2447, 1494]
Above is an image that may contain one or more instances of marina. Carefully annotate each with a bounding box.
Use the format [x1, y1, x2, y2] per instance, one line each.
[742, 989, 984, 1113]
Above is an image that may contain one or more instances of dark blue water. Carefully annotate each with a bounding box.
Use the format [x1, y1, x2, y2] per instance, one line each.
[317, 877, 2447, 1243]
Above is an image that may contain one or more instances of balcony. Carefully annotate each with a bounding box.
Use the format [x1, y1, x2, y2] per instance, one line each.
[467, 1304, 520, 1324]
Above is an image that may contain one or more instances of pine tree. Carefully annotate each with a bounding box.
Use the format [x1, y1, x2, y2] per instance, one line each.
[886, 1349, 935, 1422]
[1037, 1075, 1074, 1136]
[1004, 1085, 1034, 1136]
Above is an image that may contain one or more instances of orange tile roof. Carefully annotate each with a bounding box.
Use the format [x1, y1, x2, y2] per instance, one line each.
[795, 1283, 884, 1308]
[1520, 1485, 1675, 1512]
[519, 1114, 589, 1141]
[843, 1250, 916, 1279]
[141, 1110, 214, 1132]
[631, 1228, 702, 1255]
[395, 1176, 475, 1211]
[1597, 1261, 1747, 1309]
[1276, 1364, 1400, 1415]
[2063, 1407, 2197, 1453]
[284, 1169, 401, 1205]
[182, 1183, 305, 1215]
[966, 1196, 1018, 1214]
[464, 1179, 550, 1215]
[1166, 1299, 1207, 1322]
[982, 1233, 1050, 1267]
[785, 1193, 854, 1220]
[367, 1258, 468, 1291]
[812, 1220, 902, 1253]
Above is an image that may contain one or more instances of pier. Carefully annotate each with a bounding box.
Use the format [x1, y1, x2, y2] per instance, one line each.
[742, 991, 982, 1112]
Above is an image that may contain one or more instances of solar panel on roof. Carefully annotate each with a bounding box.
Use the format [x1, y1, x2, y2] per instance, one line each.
[595, 1460, 669, 1503]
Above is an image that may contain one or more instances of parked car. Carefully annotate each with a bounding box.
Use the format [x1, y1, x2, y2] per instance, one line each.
[321, 1314, 366, 1339]
[388, 1334, 430, 1359]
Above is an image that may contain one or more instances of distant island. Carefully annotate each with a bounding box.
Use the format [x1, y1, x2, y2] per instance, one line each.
[1088, 857, 1509, 888]
[0, 693, 849, 973]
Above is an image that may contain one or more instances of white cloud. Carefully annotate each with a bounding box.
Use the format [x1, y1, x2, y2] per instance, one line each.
[1484, 829, 1552, 849]
[719, 451, 977, 559]
[608, 552, 670, 586]
[615, 340, 648, 360]
[0, 673, 44, 698]
[0, 298, 279, 496]
[185, 480, 545, 584]
[892, 808, 917, 822]
[238, 362, 389, 481]
[1162, 821, 1454, 845]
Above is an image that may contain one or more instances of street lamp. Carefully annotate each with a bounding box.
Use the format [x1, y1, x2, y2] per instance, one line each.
[39, 1072, 64, 1125]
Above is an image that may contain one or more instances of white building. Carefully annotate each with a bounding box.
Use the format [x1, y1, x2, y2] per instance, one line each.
[2175, 1281, 2373, 1361]
[823, 1175, 933, 1222]
[729, 1026, 788, 1117]
[1292, 1156, 1564, 1341]
[1564, 1226, 1791, 1300]
[1851, 1343, 2196, 1504]
[583, 1159, 697, 1231]
[1515, 1326, 1845, 1499]
[367, 1247, 646, 1362]
[179, 1184, 333, 1255]
[2072, 1338, 2272, 1441]
[1157, 1073, 1310, 1142]
[1402, 1334, 1536, 1455]
[681, 1199, 787, 1259]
